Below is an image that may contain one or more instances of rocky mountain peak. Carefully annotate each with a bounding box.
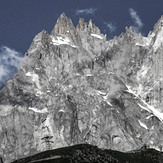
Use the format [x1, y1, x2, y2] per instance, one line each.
[27, 29, 51, 58]
[76, 18, 101, 35]
[51, 13, 81, 45]
[125, 26, 134, 34]
[76, 18, 107, 53]
[151, 15, 163, 32]
[1, 14, 163, 163]
[88, 19, 101, 34]
[76, 18, 87, 31]
[147, 16, 163, 52]
[32, 30, 50, 44]
[51, 13, 73, 35]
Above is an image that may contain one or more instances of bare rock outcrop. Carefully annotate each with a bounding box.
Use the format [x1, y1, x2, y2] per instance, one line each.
[0, 13, 163, 162]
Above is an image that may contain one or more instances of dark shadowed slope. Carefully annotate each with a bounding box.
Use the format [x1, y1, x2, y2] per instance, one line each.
[12, 144, 163, 163]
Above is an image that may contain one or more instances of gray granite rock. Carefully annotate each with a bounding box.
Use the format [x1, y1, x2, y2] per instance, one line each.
[0, 13, 163, 162]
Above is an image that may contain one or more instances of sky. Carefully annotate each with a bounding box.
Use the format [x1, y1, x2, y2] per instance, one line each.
[0, 0, 163, 87]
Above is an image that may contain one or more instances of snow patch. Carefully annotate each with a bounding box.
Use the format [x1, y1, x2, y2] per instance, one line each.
[149, 145, 162, 151]
[138, 102, 163, 122]
[138, 120, 148, 129]
[86, 74, 93, 76]
[135, 43, 145, 46]
[103, 94, 109, 100]
[96, 90, 112, 106]
[108, 72, 114, 75]
[25, 72, 32, 76]
[58, 109, 65, 113]
[151, 126, 154, 130]
[125, 85, 138, 98]
[106, 101, 113, 106]
[126, 84, 163, 122]
[125, 84, 143, 98]
[141, 99, 163, 122]
[138, 103, 151, 112]
[52, 36, 76, 48]
[136, 133, 141, 138]
[91, 34, 103, 39]
[116, 110, 120, 113]
[25, 72, 40, 88]
[135, 37, 150, 47]
[146, 115, 154, 119]
[96, 90, 107, 95]
[48, 77, 54, 81]
[29, 107, 48, 113]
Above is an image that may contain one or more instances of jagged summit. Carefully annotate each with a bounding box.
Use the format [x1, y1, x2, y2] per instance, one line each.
[51, 13, 74, 35]
[76, 18, 86, 31]
[51, 13, 81, 45]
[76, 18, 102, 35]
[147, 15, 163, 52]
[51, 13, 106, 45]
[150, 15, 163, 33]
[1, 14, 163, 163]
[52, 13, 102, 35]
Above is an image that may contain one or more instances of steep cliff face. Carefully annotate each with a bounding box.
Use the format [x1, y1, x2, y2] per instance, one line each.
[0, 14, 163, 162]
[105, 16, 163, 112]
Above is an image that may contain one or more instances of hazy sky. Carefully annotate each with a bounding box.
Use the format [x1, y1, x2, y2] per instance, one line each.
[0, 0, 163, 87]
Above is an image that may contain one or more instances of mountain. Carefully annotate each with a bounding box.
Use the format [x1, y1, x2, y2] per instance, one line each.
[0, 13, 163, 162]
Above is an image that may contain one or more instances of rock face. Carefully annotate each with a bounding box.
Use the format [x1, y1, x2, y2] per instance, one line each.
[1, 13, 163, 162]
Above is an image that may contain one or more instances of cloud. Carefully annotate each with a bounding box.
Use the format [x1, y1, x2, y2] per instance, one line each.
[0, 46, 22, 87]
[75, 8, 97, 15]
[129, 8, 143, 32]
[104, 22, 116, 33]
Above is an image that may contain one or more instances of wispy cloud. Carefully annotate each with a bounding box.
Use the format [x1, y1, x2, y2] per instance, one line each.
[129, 8, 143, 32]
[104, 22, 116, 33]
[0, 46, 22, 87]
[75, 8, 97, 15]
